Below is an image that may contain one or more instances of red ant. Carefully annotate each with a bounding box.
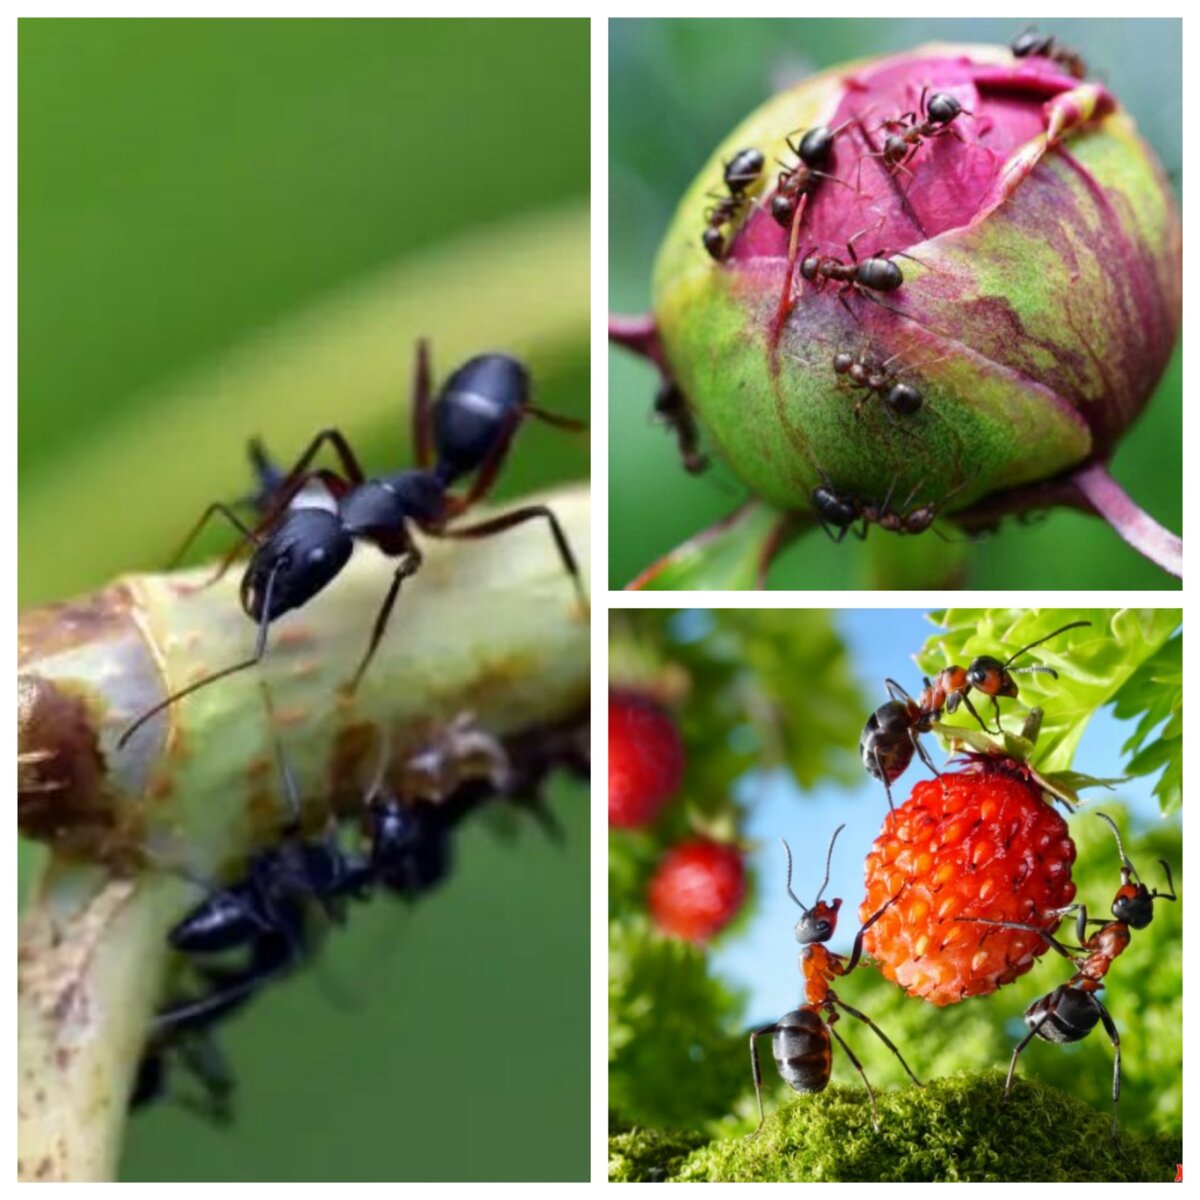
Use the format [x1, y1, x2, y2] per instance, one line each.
[652, 380, 707, 474]
[859, 620, 1091, 809]
[1011, 27, 1087, 79]
[118, 340, 587, 749]
[871, 88, 973, 176]
[749, 827, 922, 1134]
[702, 148, 764, 260]
[958, 812, 1176, 1135]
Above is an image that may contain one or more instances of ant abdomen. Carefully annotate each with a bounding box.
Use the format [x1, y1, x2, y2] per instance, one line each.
[773, 1008, 832, 1093]
[433, 354, 530, 477]
[1024, 985, 1099, 1045]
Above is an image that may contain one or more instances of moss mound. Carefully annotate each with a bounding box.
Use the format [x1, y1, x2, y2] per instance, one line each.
[611, 1073, 1181, 1182]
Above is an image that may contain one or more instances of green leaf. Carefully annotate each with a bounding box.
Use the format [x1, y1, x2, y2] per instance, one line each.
[1111, 634, 1182, 813]
[917, 608, 1180, 779]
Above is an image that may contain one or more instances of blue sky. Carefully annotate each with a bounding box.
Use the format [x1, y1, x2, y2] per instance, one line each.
[710, 608, 1180, 1022]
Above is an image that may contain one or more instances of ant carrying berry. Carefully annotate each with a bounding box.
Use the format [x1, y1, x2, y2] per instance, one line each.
[859, 620, 1090, 808]
[118, 340, 587, 749]
[652, 380, 708, 474]
[1011, 27, 1087, 79]
[748, 827, 921, 1135]
[957, 812, 1175, 1136]
[871, 88, 973, 176]
[833, 350, 923, 419]
[702, 148, 765, 260]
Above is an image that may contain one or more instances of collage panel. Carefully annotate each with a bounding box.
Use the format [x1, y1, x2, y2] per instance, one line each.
[608, 608, 1182, 1182]
[18, 17, 590, 1183]
[609, 18, 1181, 591]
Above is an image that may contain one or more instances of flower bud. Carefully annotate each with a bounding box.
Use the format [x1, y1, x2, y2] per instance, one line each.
[652, 45, 1180, 526]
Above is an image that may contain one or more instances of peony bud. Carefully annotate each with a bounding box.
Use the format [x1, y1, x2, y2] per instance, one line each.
[622, 43, 1181, 578]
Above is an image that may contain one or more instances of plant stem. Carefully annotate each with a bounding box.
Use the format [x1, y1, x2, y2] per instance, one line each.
[1070, 461, 1183, 578]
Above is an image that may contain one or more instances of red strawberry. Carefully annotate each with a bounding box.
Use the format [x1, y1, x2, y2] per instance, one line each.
[860, 757, 1076, 1006]
[609, 689, 685, 828]
[649, 838, 745, 942]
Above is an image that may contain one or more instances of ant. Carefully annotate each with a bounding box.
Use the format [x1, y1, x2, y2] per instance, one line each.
[811, 478, 953, 544]
[859, 620, 1091, 808]
[833, 350, 923, 419]
[702, 148, 765, 260]
[871, 88, 973, 176]
[799, 222, 922, 319]
[118, 340, 587, 749]
[652, 380, 708, 474]
[749, 827, 921, 1135]
[1011, 27, 1087, 79]
[957, 812, 1176, 1135]
[769, 118, 858, 229]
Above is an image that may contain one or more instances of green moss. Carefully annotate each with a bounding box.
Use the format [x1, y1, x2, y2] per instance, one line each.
[612, 1073, 1180, 1182]
[608, 1126, 708, 1183]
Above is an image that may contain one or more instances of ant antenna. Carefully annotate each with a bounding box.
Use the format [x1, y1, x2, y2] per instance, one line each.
[259, 680, 301, 828]
[780, 838, 808, 913]
[1001, 619, 1091, 673]
[1094, 811, 1138, 880]
[814, 824, 845, 906]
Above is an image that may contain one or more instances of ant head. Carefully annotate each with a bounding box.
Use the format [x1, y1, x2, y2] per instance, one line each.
[925, 93, 963, 125]
[781, 826, 845, 943]
[799, 253, 820, 281]
[242, 509, 353, 622]
[795, 898, 842, 945]
[964, 655, 1016, 698]
[1096, 812, 1176, 929]
[833, 351, 855, 375]
[1011, 28, 1045, 57]
[702, 227, 726, 260]
[797, 125, 835, 168]
[771, 193, 797, 228]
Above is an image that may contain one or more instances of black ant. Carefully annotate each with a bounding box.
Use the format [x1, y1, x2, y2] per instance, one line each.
[859, 620, 1091, 808]
[1011, 27, 1087, 79]
[833, 350, 923, 418]
[957, 812, 1175, 1136]
[702, 148, 764, 260]
[872, 88, 973, 175]
[810, 478, 951, 543]
[652, 380, 708, 474]
[749, 828, 921, 1135]
[118, 341, 587, 749]
[769, 119, 857, 229]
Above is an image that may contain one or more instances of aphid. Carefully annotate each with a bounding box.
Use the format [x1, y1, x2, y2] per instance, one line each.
[702, 148, 765, 260]
[832, 350, 923, 418]
[770, 118, 857, 229]
[119, 341, 587, 748]
[859, 620, 1091, 807]
[1010, 27, 1087, 79]
[872, 87, 973, 175]
[958, 813, 1175, 1135]
[748, 828, 921, 1134]
[652, 380, 708, 474]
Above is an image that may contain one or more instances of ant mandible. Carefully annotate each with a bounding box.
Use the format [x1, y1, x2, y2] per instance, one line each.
[749, 827, 921, 1135]
[702, 148, 765, 260]
[860, 620, 1090, 808]
[957, 812, 1176, 1136]
[1010, 27, 1087, 79]
[119, 340, 587, 748]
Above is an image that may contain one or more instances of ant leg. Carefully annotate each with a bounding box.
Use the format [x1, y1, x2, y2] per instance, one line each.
[883, 677, 917, 704]
[117, 563, 284, 750]
[527, 404, 586, 432]
[959, 692, 998, 735]
[955, 917, 1080, 960]
[345, 540, 424, 695]
[1091, 995, 1121, 1138]
[911, 730, 941, 780]
[868, 746, 896, 813]
[433, 505, 588, 611]
[168, 502, 261, 573]
[748, 1024, 779, 1138]
[836, 999, 923, 1087]
[174, 1030, 236, 1124]
[152, 951, 293, 1035]
[1003, 1008, 1054, 1100]
[827, 1022, 880, 1130]
[989, 695, 1003, 732]
[412, 338, 434, 469]
[845, 892, 902, 973]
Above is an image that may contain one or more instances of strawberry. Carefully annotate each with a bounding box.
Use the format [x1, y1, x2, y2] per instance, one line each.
[609, 689, 685, 828]
[860, 756, 1076, 1006]
[648, 838, 746, 942]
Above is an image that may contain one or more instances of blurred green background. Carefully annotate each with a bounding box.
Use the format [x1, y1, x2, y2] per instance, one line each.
[609, 18, 1182, 590]
[19, 18, 590, 1181]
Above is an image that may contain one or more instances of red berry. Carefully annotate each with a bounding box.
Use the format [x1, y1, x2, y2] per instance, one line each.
[860, 758, 1076, 1006]
[649, 839, 745, 942]
[608, 689, 685, 828]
